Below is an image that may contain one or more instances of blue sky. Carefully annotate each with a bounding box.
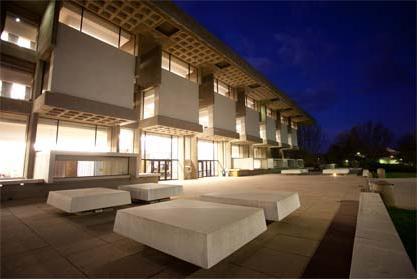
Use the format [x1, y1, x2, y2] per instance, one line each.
[174, 1, 416, 147]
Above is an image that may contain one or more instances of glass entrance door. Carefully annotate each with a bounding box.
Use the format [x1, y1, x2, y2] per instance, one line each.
[198, 160, 217, 178]
[144, 159, 174, 180]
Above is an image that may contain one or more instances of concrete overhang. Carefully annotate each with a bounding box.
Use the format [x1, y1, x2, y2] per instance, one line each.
[72, 0, 313, 124]
[33, 92, 138, 126]
[0, 96, 32, 115]
[232, 134, 263, 145]
[254, 139, 279, 148]
[139, 115, 203, 136]
[198, 127, 240, 142]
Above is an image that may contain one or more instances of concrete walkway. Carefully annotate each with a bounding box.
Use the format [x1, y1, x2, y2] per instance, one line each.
[1, 174, 363, 278]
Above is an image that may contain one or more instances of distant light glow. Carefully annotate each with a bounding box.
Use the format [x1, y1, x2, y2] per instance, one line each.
[332, 173, 337, 177]
[15, 17, 20, 22]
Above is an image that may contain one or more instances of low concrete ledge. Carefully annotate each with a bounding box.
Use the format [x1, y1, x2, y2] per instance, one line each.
[281, 169, 309, 175]
[349, 193, 415, 278]
[323, 168, 350, 175]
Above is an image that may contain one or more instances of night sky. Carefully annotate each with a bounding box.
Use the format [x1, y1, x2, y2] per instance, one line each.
[174, 1, 416, 148]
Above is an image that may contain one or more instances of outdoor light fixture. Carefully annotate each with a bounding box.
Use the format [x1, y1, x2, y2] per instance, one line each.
[15, 17, 20, 22]
[332, 173, 337, 177]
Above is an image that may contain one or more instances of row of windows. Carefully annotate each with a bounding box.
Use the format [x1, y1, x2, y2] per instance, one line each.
[162, 51, 198, 82]
[214, 79, 236, 101]
[59, 2, 135, 55]
[1, 15, 38, 51]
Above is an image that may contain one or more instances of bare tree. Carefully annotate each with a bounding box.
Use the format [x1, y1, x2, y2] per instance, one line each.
[297, 124, 327, 155]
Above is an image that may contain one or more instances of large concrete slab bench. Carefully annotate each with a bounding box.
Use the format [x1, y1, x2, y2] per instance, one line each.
[322, 168, 350, 175]
[47, 187, 131, 213]
[200, 191, 300, 221]
[281, 169, 309, 175]
[350, 193, 415, 278]
[118, 183, 183, 201]
[113, 199, 266, 269]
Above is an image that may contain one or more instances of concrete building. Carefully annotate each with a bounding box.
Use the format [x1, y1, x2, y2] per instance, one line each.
[0, 0, 312, 187]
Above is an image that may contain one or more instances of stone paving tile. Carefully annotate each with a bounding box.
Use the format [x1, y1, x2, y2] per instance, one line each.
[188, 262, 272, 278]
[238, 247, 310, 278]
[151, 258, 199, 278]
[262, 234, 319, 257]
[1, 246, 84, 278]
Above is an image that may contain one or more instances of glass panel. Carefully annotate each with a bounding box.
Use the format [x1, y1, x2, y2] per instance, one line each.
[95, 126, 110, 151]
[199, 108, 209, 129]
[144, 133, 172, 159]
[0, 116, 27, 178]
[0, 66, 33, 100]
[119, 128, 134, 153]
[189, 65, 198, 82]
[59, 2, 81, 31]
[171, 136, 178, 159]
[232, 145, 240, 158]
[54, 157, 129, 178]
[245, 97, 255, 109]
[260, 125, 266, 140]
[217, 80, 229, 97]
[162, 52, 170, 71]
[143, 88, 155, 119]
[184, 136, 191, 160]
[172, 161, 178, 180]
[35, 118, 58, 151]
[82, 10, 119, 48]
[1, 15, 38, 50]
[57, 121, 96, 151]
[236, 118, 242, 134]
[198, 140, 214, 160]
[170, 55, 188, 78]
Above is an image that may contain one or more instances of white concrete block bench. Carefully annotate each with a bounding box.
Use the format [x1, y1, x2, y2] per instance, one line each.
[200, 191, 300, 221]
[113, 199, 266, 269]
[118, 183, 183, 201]
[350, 193, 415, 278]
[281, 169, 309, 175]
[47, 187, 131, 213]
[322, 168, 350, 175]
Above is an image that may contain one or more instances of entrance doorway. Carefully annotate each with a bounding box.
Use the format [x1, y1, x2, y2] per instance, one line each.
[198, 160, 217, 178]
[143, 159, 178, 180]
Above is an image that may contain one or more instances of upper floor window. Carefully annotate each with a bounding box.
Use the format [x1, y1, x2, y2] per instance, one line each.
[142, 88, 155, 119]
[199, 108, 209, 129]
[59, 2, 135, 55]
[245, 96, 258, 110]
[267, 108, 273, 118]
[0, 66, 32, 100]
[161, 51, 198, 83]
[214, 79, 236, 101]
[1, 15, 37, 50]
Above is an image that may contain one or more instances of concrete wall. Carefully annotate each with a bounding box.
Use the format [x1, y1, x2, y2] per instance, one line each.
[233, 158, 254, 170]
[245, 107, 260, 138]
[50, 23, 135, 109]
[158, 69, 199, 124]
[280, 119, 288, 144]
[292, 127, 298, 146]
[37, 1, 59, 59]
[213, 93, 236, 132]
[138, 46, 162, 89]
[265, 116, 276, 142]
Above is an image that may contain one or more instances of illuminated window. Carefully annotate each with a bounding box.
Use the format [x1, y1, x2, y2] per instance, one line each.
[58, 2, 135, 55]
[35, 119, 110, 152]
[143, 88, 155, 119]
[0, 66, 33, 100]
[198, 140, 216, 160]
[142, 133, 176, 160]
[0, 15, 37, 50]
[232, 144, 248, 159]
[199, 108, 209, 129]
[214, 79, 235, 100]
[276, 130, 281, 143]
[267, 108, 273, 118]
[161, 51, 198, 83]
[119, 128, 134, 153]
[0, 115, 27, 178]
[254, 147, 267, 159]
[245, 96, 256, 110]
[236, 118, 242, 134]
[260, 125, 266, 140]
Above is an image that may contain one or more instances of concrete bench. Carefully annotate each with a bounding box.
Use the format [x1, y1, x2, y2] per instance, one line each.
[118, 183, 183, 201]
[349, 193, 415, 278]
[200, 191, 300, 221]
[47, 187, 131, 213]
[113, 199, 266, 269]
[281, 169, 309, 175]
[322, 168, 350, 175]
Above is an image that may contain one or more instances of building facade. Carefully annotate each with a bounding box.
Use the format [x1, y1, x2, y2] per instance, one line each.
[0, 1, 312, 185]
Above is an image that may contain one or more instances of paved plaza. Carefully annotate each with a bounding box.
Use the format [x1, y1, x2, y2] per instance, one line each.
[1, 174, 364, 278]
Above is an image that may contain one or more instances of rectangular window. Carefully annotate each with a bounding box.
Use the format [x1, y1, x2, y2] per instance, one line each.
[119, 128, 134, 153]
[199, 108, 209, 129]
[0, 66, 33, 100]
[35, 118, 110, 152]
[1, 15, 38, 50]
[184, 136, 191, 160]
[214, 79, 235, 101]
[245, 96, 256, 110]
[0, 114, 27, 178]
[143, 88, 155, 119]
[236, 118, 243, 134]
[58, 2, 135, 55]
[54, 157, 129, 178]
[254, 147, 267, 159]
[267, 108, 273, 118]
[231, 144, 249, 159]
[161, 51, 198, 83]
